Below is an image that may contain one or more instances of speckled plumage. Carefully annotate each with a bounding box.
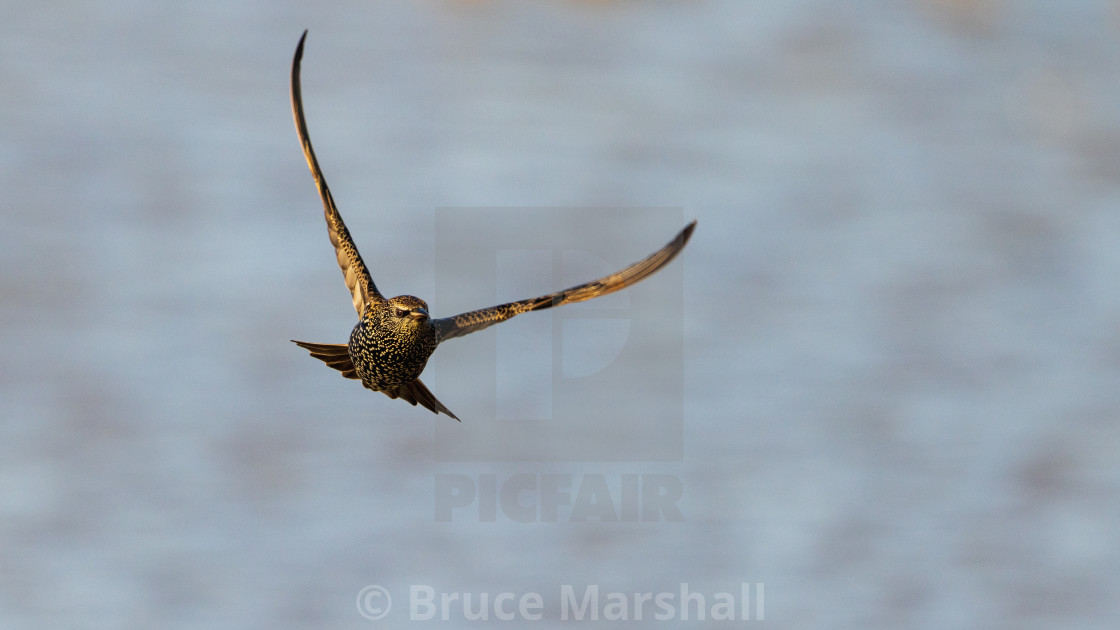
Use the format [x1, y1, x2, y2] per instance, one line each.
[289, 31, 696, 421]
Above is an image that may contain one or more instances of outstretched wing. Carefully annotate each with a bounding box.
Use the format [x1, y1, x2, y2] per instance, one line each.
[291, 30, 383, 316]
[433, 220, 696, 342]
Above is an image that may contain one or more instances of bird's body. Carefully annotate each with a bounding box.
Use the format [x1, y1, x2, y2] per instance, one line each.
[289, 31, 695, 421]
[348, 295, 438, 391]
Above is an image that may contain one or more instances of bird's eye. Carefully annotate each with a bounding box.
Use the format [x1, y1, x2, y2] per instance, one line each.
[395, 307, 409, 318]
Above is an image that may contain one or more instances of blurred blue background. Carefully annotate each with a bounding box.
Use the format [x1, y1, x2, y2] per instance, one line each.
[3, 1, 1120, 628]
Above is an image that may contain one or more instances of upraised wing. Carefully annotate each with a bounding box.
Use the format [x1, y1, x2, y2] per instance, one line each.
[433, 220, 696, 342]
[291, 30, 383, 316]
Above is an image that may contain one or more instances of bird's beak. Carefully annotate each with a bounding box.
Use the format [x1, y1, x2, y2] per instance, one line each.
[410, 307, 429, 321]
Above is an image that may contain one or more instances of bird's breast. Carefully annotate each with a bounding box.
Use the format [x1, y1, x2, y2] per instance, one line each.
[347, 316, 437, 390]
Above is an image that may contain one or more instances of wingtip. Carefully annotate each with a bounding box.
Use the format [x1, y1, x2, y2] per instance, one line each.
[679, 219, 697, 246]
[295, 29, 308, 61]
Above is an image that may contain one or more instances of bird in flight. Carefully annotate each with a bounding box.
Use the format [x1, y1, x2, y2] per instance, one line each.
[289, 30, 696, 421]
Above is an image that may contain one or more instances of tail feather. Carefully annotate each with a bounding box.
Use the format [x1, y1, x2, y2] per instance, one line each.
[389, 378, 460, 422]
[293, 340, 459, 421]
[292, 340, 360, 379]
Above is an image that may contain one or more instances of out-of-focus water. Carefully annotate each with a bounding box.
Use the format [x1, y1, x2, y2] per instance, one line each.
[3, 1, 1120, 628]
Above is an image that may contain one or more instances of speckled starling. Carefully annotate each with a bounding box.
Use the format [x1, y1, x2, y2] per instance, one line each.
[289, 31, 696, 421]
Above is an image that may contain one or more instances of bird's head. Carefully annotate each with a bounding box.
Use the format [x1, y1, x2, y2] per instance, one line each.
[386, 295, 431, 330]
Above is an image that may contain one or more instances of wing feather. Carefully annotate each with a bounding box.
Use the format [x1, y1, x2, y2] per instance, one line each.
[290, 30, 383, 316]
[433, 220, 695, 342]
